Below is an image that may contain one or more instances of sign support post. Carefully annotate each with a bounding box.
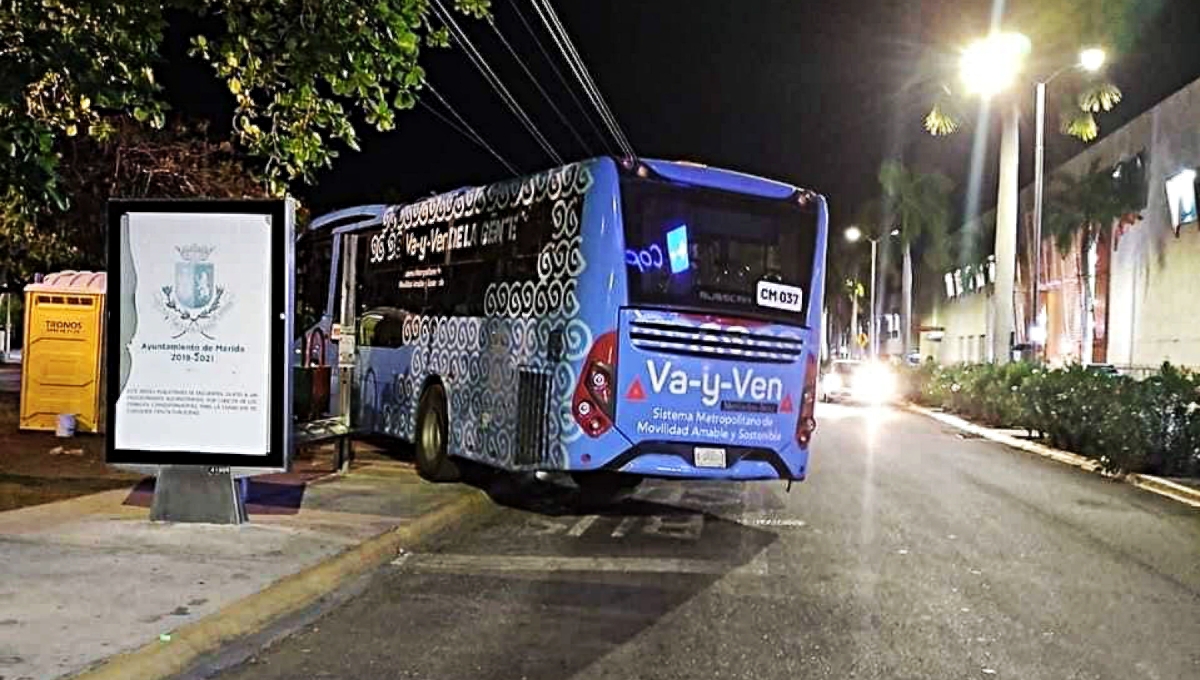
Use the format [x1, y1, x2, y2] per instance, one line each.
[106, 199, 295, 524]
[335, 233, 358, 474]
[150, 466, 247, 524]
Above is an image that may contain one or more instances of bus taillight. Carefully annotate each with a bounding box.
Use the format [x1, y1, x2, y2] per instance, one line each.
[796, 352, 818, 446]
[573, 332, 617, 437]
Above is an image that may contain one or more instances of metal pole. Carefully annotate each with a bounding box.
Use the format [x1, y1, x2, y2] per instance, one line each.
[1032, 80, 1047, 363]
[2, 292, 9, 362]
[850, 283, 858, 359]
[992, 102, 1021, 364]
[336, 234, 358, 474]
[869, 238, 878, 358]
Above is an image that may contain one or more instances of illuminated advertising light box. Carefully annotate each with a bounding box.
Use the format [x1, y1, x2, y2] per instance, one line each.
[1166, 169, 1198, 231]
[105, 200, 295, 470]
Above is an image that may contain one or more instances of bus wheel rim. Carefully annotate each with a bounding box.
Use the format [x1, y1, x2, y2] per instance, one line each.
[421, 410, 442, 460]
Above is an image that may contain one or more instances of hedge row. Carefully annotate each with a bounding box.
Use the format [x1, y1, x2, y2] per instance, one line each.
[901, 361, 1200, 478]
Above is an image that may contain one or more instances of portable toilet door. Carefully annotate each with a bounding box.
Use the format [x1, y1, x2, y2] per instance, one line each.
[20, 271, 107, 433]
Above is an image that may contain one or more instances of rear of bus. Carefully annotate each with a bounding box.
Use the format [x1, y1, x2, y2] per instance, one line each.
[569, 159, 828, 481]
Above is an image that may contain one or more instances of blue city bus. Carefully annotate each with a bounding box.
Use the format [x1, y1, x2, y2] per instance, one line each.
[304, 157, 828, 491]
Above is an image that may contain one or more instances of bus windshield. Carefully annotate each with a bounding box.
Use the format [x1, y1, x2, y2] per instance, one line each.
[621, 177, 818, 324]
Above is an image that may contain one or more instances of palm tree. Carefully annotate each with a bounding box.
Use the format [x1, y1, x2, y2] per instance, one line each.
[822, 235, 866, 357]
[876, 161, 953, 357]
[922, 0, 1127, 144]
[843, 278, 865, 355]
[919, 15, 1126, 363]
[1043, 159, 1141, 362]
[924, 70, 1122, 143]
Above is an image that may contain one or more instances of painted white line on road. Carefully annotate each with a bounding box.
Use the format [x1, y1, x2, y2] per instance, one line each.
[566, 515, 599, 537]
[735, 512, 808, 528]
[390, 553, 769, 576]
[611, 517, 637, 538]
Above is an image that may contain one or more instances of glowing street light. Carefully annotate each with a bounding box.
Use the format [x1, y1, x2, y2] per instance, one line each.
[843, 226, 899, 358]
[958, 31, 1029, 363]
[960, 32, 1031, 97]
[956, 31, 1109, 364]
[1079, 47, 1107, 73]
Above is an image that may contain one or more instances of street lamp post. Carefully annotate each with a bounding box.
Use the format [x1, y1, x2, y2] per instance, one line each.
[845, 226, 899, 359]
[961, 31, 1031, 364]
[1031, 47, 1107, 362]
[869, 237, 877, 357]
[961, 34, 1109, 364]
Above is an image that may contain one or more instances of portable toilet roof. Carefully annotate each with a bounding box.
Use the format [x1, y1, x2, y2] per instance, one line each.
[24, 270, 106, 294]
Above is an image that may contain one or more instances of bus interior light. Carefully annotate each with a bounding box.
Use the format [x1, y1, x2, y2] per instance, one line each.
[666, 224, 691, 274]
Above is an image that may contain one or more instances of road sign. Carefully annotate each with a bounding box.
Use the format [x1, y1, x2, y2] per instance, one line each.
[857, 332, 868, 348]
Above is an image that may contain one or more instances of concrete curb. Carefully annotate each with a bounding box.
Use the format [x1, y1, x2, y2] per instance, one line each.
[67, 489, 493, 680]
[905, 403, 1200, 509]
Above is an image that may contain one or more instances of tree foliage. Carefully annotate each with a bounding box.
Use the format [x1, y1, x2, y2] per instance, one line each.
[0, 116, 269, 280]
[1043, 158, 1140, 255]
[1, 0, 488, 271]
[186, 0, 488, 195]
[921, 0, 1135, 142]
[878, 160, 953, 271]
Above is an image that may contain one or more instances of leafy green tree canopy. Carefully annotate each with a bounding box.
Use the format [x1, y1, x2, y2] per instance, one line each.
[1, 0, 489, 267]
[922, 0, 1145, 142]
[879, 160, 953, 271]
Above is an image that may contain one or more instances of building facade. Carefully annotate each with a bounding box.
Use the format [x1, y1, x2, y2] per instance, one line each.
[920, 76, 1200, 369]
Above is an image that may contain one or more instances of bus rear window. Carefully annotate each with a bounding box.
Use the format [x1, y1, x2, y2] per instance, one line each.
[621, 178, 818, 324]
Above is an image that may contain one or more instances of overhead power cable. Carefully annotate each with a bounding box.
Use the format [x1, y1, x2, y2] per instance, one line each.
[528, 0, 635, 159]
[487, 16, 594, 157]
[509, 0, 611, 154]
[432, 0, 564, 165]
[420, 80, 520, 176]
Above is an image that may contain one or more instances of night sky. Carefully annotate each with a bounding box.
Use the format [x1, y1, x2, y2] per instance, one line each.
[169, 0, 1200, 232]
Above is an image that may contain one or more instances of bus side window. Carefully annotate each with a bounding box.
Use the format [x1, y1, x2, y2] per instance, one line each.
[375, 313, 406, 347]
[359, 308, 408, 348]
[358, 314, 380, 346]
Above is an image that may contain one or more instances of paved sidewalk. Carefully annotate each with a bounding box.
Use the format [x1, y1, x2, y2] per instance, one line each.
[0, 450, 489, 680]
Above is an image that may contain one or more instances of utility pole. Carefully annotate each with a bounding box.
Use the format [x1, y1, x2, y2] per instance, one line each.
[992, 103, 1020, 364]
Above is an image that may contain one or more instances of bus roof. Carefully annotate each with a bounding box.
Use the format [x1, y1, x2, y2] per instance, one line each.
[307, 157, 824, 234]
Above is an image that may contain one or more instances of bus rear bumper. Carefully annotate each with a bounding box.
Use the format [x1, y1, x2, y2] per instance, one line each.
[600, 441, 806, 481]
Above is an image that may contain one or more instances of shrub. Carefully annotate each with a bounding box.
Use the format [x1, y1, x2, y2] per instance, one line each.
[897, 359, 1200, 477]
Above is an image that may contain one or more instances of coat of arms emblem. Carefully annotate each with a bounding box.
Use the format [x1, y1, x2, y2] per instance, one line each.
[157, 244, 229, 339]
[175, 244, 216, 309]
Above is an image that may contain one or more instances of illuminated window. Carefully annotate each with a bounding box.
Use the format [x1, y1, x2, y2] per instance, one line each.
[1166, 169, 1198, 229]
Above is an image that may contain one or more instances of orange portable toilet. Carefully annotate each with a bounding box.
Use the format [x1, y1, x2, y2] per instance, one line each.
[20, 271, 107, 434]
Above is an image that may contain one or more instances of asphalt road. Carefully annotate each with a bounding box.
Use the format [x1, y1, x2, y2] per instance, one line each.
[210, 404, 1200, 680]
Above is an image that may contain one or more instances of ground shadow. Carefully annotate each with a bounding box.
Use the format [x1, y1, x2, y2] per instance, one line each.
[122, 470, 327, 516]
[211, 472, 784, 680]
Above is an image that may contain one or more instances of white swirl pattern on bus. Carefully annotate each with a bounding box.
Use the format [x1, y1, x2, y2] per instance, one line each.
[362, 162, 595, 469]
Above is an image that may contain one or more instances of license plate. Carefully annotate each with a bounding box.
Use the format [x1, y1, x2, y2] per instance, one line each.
[694, 447, 727, 468]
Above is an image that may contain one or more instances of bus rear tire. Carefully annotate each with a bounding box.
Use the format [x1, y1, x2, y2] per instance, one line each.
[415, 383, 460, 482]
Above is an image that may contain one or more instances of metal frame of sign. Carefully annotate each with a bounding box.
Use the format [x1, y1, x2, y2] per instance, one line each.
[105, 199, 294, 471]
